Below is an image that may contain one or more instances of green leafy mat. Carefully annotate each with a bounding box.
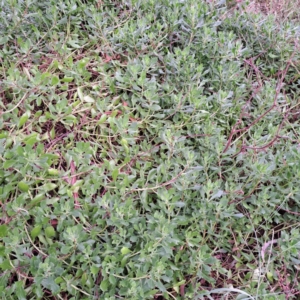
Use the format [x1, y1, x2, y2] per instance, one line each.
[1, 0, 300, 299]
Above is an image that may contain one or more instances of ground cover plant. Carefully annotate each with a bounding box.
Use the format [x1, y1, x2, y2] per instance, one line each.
[1, 0, 300, 299]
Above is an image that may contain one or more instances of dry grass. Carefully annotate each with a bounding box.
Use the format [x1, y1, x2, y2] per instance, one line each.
[226, 0, 300, 22]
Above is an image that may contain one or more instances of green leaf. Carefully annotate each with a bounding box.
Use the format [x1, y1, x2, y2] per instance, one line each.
[174, 201, 185, 207]
[51, 75, 59, 86]
[115, 71, 124, 82]
[18, 113, 29, 128]
[31, 225, 42, 239]
[173, 280, 186, 287]
[0, 131, 8, 139]
[83, 95, 95, 103]
[91, 265, 99, 276]
[81, 272, 88, 286]
[0, 225, 8, 237]
[41, 183, 57, 192]
[3, 160, 15, 169]
[63, 115, 77, 124]
[148, 104, 161, 111]
[29, 193, 45, 207]
[109, 274, 117, 285]
[38, 234, 48, 245]
[50, 127, 55, 139]
[14, 281, 26, 300]
[55, 277, 64, 284]
[41, 72, 51, 81]
[0, 259, 13, 270]
[45, 226, 55, 238]
[77, 87, 84, 101]
[121, 138, 129, 153]
[267, 272, 274, 283]
[48, 168, 59, 176]
[121, 256, 128, 267]
[4, 137, 13, 149]
[41, 277, 60, 294]
[121, 247, 131, 255]
[62, 77, 74, 83]
[0, 36, 8, 45]
[268, 53, 277, 58]
[18, 182, 29, 192]
[96, 114, 107, 125]
[100, 279, 109, 292]
[112, 168, 119, 182]
[68, 40, 81, 49]
[24, 134, 39, 146]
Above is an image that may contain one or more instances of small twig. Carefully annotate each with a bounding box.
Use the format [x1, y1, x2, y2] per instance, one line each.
[1, 91, 30, 115]
[24, 224, 48, 258]
[223, 46, 297, 154]
[63, 160, 81, 209]
[94, 270, 102, 299]
[277, 207, 300, 216]
[45, 132, 71, 152]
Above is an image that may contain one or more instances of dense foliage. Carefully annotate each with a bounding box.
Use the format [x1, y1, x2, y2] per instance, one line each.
[1, 0, 300, 299]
